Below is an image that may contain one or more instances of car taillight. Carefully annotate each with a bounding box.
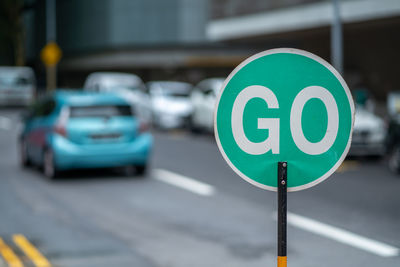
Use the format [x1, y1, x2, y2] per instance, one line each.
[54, 124, 67, 137]
[54, 107, 69, 137]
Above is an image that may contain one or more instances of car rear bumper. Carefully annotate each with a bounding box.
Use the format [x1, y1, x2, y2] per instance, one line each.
[155, 112, 190, 129]
[0, 92, 33, 106]
[348, 142, 386, 156]
[51, 133, 152, 170]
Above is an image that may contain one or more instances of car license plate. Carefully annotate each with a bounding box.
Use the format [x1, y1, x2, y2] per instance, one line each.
[90, 133, 121, 140]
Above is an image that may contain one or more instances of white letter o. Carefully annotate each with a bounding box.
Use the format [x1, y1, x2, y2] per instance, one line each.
[290, 86, 339, 155]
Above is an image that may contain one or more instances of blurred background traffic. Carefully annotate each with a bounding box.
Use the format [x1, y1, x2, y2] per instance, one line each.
[0, 0, 399, 267]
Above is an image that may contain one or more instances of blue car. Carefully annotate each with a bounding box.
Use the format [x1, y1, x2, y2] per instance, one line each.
[19, 90, 152, 178]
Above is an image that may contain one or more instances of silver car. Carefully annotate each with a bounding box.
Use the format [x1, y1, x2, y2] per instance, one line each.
[147, 81, 193, 129]
[83, 72, 151, 123]
[189, 78, 225, 132]
[0, 67, 35, 106]
[349, 107, 386, 156]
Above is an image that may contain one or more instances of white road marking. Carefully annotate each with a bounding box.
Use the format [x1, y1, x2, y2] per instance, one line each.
[153, 169, 216, 196]
[0, 116, 12, 130]
[284, 212, 399, 257]
[153, 167, 398, 256]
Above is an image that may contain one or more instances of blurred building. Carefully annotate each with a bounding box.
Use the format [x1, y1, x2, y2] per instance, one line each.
[21, 0, 400, 101]
[208, 0, 400, 102]
[26, 0, 256, 87]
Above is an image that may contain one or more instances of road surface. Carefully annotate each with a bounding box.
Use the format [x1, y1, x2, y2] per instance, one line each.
[0, 108, 399, 267]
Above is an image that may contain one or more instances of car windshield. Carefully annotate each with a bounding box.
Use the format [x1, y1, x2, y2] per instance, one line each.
[105, 84, 144, 92]
[150, 82, 191, 97]
[0, 75, 31, 86]
[100, 76, 145, 92]
[69, 105, 133, 118]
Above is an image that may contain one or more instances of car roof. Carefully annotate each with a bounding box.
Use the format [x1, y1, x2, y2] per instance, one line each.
[147, 81, 191, 85]
[53, 90, 130, 106]
[196, 77, 225, 92]
[147, 81, 192, 90]
[0, 66, 35, 76]
[88, 72, 143, 81]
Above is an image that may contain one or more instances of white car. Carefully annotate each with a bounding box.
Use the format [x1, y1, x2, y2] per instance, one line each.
[190, 78, 225, 132]
[0, 67, 35, 106]
[147, 81, 193, 129]
[83, 72, 151, 122]
[349, 107, 386, 156]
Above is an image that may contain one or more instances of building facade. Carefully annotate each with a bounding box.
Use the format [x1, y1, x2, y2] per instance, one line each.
[22, 0, 400, 101]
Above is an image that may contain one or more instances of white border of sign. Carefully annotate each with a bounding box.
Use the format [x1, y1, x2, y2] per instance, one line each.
[214, 48, 355, 192]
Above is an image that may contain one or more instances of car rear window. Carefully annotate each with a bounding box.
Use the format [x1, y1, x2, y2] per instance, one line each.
[0, 76, 32, 86]
[69, 105, 133, 118]
[169, 90, 190, 97]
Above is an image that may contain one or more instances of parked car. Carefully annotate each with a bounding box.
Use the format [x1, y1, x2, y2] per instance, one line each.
[189, 78, 225, 132]
[386, 92, 400, 173]
[147, 81, 193, 129]
[83, 72, 151, 123]
[348, 106, 386, 157]
[0, 66, 35, 106]
[19, 90, 152, 178]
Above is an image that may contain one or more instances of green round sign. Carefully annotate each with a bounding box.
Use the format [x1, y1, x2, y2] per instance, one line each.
[214, 48, 354, 192]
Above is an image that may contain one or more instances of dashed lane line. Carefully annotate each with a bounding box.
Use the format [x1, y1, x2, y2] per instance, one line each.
[153, 168, 216, 196]
[285, 212, 400, 257]
[0, 237, 23, 267]
[153, 168, 397, 257]
[12, 235, 51, 267]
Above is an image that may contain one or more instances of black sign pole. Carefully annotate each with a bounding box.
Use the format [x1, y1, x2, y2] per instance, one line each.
[277, 162, 287, 267]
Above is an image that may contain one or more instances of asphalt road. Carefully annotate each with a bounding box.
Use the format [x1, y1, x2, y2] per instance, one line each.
[0, 108, 399, 267]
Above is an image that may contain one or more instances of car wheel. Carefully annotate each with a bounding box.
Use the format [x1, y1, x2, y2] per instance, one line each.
[19, 139, 31, 168]
[135, 164, 148, 176]
[389, 144, 400, 174]
[43, 148, 58, 179]
[189, 115, 202, 134]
